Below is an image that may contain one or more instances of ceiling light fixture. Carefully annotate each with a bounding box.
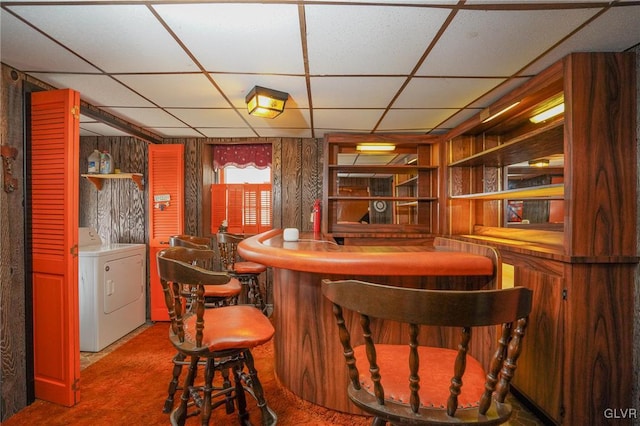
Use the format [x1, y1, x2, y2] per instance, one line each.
[530, 103, 565, 123]
[245, 86, 289, 119]
[480, 101, 521, 123]
[356, 143, 396, 152]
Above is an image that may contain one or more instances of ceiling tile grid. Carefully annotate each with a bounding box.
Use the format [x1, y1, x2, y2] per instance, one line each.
[1, 0, 638, 139]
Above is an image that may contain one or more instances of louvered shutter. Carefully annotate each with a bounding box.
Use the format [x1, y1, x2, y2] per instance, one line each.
[226, 184, 244, 234]
[148, 144, 184, 320]
[30, 89, 80, 406]
[243, 184, 259, 234]
[210, 184, 227, 233]
[258, 184, 272, 232]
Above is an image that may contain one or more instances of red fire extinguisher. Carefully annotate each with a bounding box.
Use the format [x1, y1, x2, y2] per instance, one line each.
[312, 199, 321, 235]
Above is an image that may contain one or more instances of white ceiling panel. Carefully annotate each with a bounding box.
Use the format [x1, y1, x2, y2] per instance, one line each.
[146, 127, 204, 138]
[520, 5, 640, 75]
[29, 73, 154, 107]
[8, 4, 199, 73]
[105, 107, 187, 129]
[313, 109, 385, 131]
[305, 4, 451, 75]
[252, 127, 313, 138]
[198, 127, 260, 138]
[154, 3, 304, 74]
[166, 108, 247, 128]
[310, 76, 405, 108]
[395, 77, 507, 108]
[0, 11, 99, 73]
[418, 8, 601, 76]
[378, 109, 455, 131]
[116, 74, 230, 108]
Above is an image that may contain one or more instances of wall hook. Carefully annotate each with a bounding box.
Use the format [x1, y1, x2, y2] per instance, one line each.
[1, 145, 18, 193]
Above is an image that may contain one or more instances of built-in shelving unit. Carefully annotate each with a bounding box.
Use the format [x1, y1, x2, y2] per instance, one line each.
[81, 172, 144, 190]
[444, 52, 637, 425]
[323, 133, 439, 238]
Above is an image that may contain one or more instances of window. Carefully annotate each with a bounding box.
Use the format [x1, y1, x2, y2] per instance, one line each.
[211, 145, 272, 235]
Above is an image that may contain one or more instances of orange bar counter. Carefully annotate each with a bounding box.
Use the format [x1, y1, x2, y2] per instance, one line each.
[238, 229, 499, 414]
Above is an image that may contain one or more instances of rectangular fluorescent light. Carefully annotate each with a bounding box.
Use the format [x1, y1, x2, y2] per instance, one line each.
[530, 104, 565, 123]
[480, 101, 520, 123]
[356, 144, 396, 152]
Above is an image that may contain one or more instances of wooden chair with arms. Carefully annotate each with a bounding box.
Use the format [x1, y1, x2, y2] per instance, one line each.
[322, 279, 532, 425]
[217, 232, 268, 314]
[158, 247, 276, 425]
[161, 243, 243, 413]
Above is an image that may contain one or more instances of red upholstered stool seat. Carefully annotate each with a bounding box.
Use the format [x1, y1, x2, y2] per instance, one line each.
[233, 261, 267, 275]
[181, 305, 274, 351]
[354, 345, 486, 409]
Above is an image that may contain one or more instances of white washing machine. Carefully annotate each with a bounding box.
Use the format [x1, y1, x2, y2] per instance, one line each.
[78, 227, 146, 352]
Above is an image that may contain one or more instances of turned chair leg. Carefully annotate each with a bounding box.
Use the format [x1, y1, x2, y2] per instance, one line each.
[164, 352, 187, 413]
[243, 349, 277, 426]
[171, 356, 199, 426]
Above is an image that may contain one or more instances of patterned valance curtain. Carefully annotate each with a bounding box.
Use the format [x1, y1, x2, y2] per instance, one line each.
[213, 144, 272, 169]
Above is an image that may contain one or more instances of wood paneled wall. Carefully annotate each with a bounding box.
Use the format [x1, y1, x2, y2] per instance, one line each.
[168, 137, 323, 237]
[79, 137, 147, 244]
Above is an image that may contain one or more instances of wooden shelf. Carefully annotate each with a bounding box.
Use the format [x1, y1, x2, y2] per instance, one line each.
[449, 118, 564, 167]
[329, 165, 437, 173]
[449, 183, 563, 200]
[81, 173, 144, 190]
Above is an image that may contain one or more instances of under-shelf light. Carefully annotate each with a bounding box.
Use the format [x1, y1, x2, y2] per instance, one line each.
[530, 103, 564, 124]
[480, 101, 521, 123]
[356, 143, 396, 152]
[528, 159, 550, 167]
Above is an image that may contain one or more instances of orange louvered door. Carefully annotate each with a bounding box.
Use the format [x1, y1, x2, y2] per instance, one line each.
[30, 89, 80, 406]
[148, 144, 184, 321]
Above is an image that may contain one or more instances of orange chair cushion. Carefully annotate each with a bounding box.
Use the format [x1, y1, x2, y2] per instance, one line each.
[183, 306, 274, 352]
[203, 277, 242, 298]
[233, 261, 267, 274]
[354, 344, 487, 409]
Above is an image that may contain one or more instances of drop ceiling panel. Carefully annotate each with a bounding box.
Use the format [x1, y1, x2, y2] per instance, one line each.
[154, 3, 304, 74]
[166, 108, 247, 128]
[378, 109, 455, 131]
[313, 109, 385, 131]
[198, 127, 260, 138]
[116, 74, 230, 108]
[310, 76, 405, 108]
[0, 12, 99, 73]
[252, 128, 313, 138]
[418, 8, 602, 76]
[9, 5, 198, 73]
[29, 73, 154, 107]
[305, 4, 451, 75]
[520, 5, 640, 75]
[395, 77, 507, 108]
[105, 107, 187, 129]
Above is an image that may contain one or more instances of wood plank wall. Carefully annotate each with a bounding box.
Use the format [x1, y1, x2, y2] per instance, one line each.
[79, 137, 147, 244]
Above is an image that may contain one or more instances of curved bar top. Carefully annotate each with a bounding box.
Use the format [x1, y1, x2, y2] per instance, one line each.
[237, 229, 498, 415]
[238, 229, 494, 276]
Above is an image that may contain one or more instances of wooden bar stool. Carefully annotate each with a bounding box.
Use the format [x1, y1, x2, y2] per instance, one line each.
[162, 241, 242, 414]
[158, 247, 277, 426]
[216, 232, 269, 314]
[322, 279, 532, 425]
